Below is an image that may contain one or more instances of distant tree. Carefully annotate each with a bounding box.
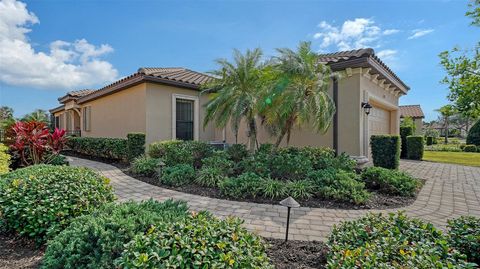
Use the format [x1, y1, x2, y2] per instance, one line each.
[0, 106, 13, 121]
[439, 1, 480, 118]
[22, 109, 49, 124]
[261, 41, 336, 147]
[400, 116, 416, 134]
[203, 48, 265, 152]
[436, 105, 457, 144]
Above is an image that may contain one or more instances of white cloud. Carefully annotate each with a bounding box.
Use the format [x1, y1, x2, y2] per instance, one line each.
[0, 0, 118, 89]
[376, 49, 397, 61]
[313, 18, 398, 51]
[383, 29, 400, 35]
[408, 29, 434, 39]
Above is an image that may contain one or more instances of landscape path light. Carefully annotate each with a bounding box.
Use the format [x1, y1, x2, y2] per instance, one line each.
[279, 196, 300, 242]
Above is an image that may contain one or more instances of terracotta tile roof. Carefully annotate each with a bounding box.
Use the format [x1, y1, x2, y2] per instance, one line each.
[318, 48, 409, 93]
[67, 89, 95, 97]
[138, 67, 214, 86]
[76, 67, 214, 104]
[399, 105, 425, 118]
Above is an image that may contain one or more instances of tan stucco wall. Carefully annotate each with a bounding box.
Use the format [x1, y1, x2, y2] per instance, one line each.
[145, 83, 216, 145]
[80, 83, 147, 138]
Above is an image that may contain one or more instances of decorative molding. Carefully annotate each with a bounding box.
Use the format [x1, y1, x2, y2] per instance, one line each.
[346, 68, 353, 77]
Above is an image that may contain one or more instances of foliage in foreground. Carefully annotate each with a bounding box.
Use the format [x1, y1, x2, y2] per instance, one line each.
[116, 212, 273, 269]
[361, 166, 421, 197]
[447, 216, 480, 264]
[0, 165, 115, 242]
[42, 200, 189, 269]
[327, 212, 476, 268]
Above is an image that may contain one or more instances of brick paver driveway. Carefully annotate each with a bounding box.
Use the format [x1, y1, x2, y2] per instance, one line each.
[69, 157, 480, 241]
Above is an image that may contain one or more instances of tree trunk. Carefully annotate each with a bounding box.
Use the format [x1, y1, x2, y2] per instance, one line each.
[247, 119, 257, 153]
[444, 118, 449, 144]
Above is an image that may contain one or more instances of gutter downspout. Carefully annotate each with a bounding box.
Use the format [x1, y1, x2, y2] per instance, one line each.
[333, 77, 339, 156]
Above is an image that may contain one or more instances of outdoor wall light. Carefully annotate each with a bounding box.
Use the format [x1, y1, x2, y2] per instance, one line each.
[361, 102, 372, 115]
[279, 196, 300, 242]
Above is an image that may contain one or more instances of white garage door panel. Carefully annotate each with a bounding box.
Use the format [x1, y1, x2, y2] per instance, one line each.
[369, 106, 390, 135]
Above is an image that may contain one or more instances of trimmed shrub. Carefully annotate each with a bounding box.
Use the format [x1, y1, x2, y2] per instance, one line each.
[370, 135, 400, 169]
[361, 166, 420, 197]
[426, 136, 434, 146]
[218, 173, 264, 198]
[160, 164, 195, 186]
[67, 137, 127, 160]
[201, 150, 233, 174]
[0, 143, 10, 175]
[130, 156, 160, 177]
[226, 143, 249, 162]
[0, 165, 115, 242]
[400, 126, 413, 158]
[269, 147, 313, 180]
[447, 216, 480, 264]
[463, 144, 477, 152]
[116, 212, 273, 268]
[467, 120, 480, 146]
[148, 140, 213, 168]
[41, 200, 189, 269]
[126, 133, 145, 161]
[195, 167, 227, 187]
[327, 212, 474, 268]
[406, 135, 424, 160]
[310, 170, 370, 205]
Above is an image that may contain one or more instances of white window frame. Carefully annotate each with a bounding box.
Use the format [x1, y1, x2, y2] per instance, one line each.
[171, 94, 199, 141]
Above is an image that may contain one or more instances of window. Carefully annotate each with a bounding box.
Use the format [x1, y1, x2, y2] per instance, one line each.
[175, 99, 194, 141]
[83, 106, 91, 131]
[54, 116, 60, 128]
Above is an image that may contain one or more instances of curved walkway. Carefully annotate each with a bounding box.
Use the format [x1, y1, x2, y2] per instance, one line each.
[69, 156, 480, 241]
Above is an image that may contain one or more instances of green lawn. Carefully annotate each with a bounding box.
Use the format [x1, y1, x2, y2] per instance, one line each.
[423, 151, 480, 167]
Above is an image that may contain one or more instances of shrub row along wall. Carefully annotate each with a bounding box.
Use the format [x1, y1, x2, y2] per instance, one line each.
[67, 133, 145, 161]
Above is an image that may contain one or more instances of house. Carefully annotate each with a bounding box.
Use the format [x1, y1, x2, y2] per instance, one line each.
[50, 48, 409, 161]
[399, 105, 424, 135]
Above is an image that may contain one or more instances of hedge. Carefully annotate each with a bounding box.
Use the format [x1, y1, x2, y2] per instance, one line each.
[0, 143, 10, 175]
[463, 144, 477, 152]
[67, 137, 127, 160]
[426, 136, 433, 146]
[406, 136, 424, 160]
[466, 120, 480, 146]
[400, 126, 413, 158]
[126, 133, 145, 161]
[370, 135, 400, 169]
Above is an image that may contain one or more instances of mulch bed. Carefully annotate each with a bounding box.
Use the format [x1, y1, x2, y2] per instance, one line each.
[0, 233, 44, 269]
[63, 150, 420, 210]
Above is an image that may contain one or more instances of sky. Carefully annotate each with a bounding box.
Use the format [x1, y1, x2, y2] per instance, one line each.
[0, 0, 478, 121]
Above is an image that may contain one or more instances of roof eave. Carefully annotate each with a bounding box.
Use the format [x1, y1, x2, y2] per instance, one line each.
[49, 105, 65, 114]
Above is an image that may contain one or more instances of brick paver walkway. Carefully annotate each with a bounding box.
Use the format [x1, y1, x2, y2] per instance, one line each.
[69, 156, 480, 241]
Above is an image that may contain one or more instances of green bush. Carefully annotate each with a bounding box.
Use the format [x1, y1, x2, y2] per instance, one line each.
[41, 200, 189, 269]
[116, 212, 272, 268]
[406, 135, 424, 160]
[448, 216, 480, 265]
[160, 164, 195, 186]
[426, 136, 434, 146]
[269, 147, 313, 180]
[0, 143, 11, 175]
[47, 154, 69, 166]
[218, 173, 264, 198]
[310, 170, 370, 204]
[148, 140, 213, 168]
[67, 137, 128, 160]
[226, 143, 249, 162]
[463, 144, 477, 152]
[201, 150, 234, 174]
[0, 165, 115, 242]
[400, 126, 413, 158]
[467, 120, 480, 146]
[130, 156, 160, 177]
[327, 212, 474, 268]
[370, 135, 400, 169]
[302, 147, 355, 172]
[285, 180, 316, 199]
[236, 154, 272, 178]
[261, 178, 287, 199]
[361, 166, 420, 197]
[126, 133, 145, 161]
[195, 167, 227, 187]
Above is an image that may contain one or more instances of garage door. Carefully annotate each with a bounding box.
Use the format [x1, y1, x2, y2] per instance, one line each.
[369, 105, 391, 136]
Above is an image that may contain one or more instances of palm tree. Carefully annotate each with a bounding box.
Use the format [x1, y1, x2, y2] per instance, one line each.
[202, 48, 265, 152]
[436, 104, 457, 144]
[262, 41, 336, 147]
[22, 109, 49, 124]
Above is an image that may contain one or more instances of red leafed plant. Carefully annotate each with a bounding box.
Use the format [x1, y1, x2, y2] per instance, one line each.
[10, 121, 67, 166]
